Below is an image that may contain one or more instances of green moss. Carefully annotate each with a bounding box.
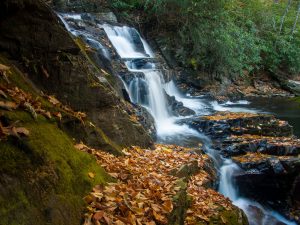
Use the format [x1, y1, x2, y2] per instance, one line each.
[207, 207, 249, 225]
[94, 126, 123, 156]
[293, 97, 300, 104]
[0, 111, 112, 225]
[73, 38, 116, 87]
[0, 55, 34, 93]
[169, 179, 191, 225]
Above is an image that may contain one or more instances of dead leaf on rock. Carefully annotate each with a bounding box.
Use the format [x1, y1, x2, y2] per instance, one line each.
[48, 95, 60, 105]
[0, 101, 18, 110]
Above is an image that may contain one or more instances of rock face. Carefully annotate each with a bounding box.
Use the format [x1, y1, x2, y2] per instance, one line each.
[0, 0, 153, 151]
[0, 55, 113, 225]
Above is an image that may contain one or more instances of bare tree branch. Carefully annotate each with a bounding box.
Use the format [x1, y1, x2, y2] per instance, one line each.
[292, 1, 300, 35]
[279, 0, 293, 33]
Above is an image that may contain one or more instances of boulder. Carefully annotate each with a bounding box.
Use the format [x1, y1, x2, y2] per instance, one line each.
[165, 92, 196, 117]
[286, 80, 300, 96]
[233, 153, 300, 206]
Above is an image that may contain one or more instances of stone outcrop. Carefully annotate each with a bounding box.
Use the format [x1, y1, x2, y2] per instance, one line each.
[0, 0, 153, 151]
[182, 112, 293, 139]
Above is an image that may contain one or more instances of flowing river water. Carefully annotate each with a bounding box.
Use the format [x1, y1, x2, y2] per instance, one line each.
[58, 13, 299, 225]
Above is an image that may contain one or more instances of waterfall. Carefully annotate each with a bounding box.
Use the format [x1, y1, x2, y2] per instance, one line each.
[102, 24, 152, 58]
[57, 13, 296, 224]
[143, 71, 169, 122]
[219, 160, 297, 225]
[219, 160, 240, 200]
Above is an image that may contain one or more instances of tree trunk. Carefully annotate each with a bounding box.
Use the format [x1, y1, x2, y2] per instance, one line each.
[292, 2, 300, 35]
[279, 0, 293, 33]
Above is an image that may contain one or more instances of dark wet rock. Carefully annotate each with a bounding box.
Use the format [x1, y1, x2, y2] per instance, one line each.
[232, 153, 300, 207]
[291, 174, 300, 203]
[243, 204, 287, 225]
[134, 105, 156, 139]
[220, 135, 300, 157]
[52, 0, 107, 13]
[165, 92, 195, 117]
[182, 112, 293, 140]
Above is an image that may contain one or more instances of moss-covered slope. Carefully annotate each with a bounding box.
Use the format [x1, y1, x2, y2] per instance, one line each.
[0, 113, 111, 225]
[0, 53, 114, 224]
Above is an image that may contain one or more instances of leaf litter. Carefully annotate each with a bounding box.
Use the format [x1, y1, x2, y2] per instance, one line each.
[75, 144, 236, 225]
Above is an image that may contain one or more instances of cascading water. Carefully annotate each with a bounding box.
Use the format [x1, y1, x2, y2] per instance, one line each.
[102, 24, 153, 58]
[219, 160, 297, 225]
[103, 24, 296, 225]
[219, 160, 240, 201]
[58, 13, 296, 225]
[142, 71, 169, 123]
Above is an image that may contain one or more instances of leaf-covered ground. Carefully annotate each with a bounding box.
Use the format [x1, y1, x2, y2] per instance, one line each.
[76, 144, 246, 225]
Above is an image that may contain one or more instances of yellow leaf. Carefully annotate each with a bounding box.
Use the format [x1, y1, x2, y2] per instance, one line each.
[88, 172, 95, 179]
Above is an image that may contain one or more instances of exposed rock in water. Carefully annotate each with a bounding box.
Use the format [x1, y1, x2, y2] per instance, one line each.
[165, 91, 196, 117]
[220, 135, 300, 157]
[232, 153, 300, 204]
[181, 112, 293, 139]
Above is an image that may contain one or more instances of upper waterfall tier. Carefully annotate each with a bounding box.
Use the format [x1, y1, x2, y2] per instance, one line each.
[102, 24, 154, 59]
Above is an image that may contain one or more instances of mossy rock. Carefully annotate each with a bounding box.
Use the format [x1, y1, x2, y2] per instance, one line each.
[0, 111, 112, 225]
[207, 207, 249, 225]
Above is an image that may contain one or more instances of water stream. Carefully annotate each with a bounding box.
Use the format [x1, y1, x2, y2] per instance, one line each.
[58, 13, 297, 225]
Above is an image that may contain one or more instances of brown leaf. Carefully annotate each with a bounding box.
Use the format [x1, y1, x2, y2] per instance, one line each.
[0, 64, 10, 72]
[92, 211, 104, 221]
[44, 111, 52, 119]
[0, 101, 18, 110]
[14, 127, 30, 137]
[53, 112, 62, 120]
[48, 95, 60, 105]
[162, 200, 173, 213]
[103, 214, 112, 225]
[153, 211, 167, 224]
[88, 172, 95, 179]
[74, 143, 88, 150]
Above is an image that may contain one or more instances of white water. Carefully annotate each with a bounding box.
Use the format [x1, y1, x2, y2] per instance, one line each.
[102, 24, 153, 58]
[219, 160, 297, 225]
[57, 13, 110, 59]
[165, 80, 209, 115]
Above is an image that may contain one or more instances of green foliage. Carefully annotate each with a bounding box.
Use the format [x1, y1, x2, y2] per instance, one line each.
[110, 0, 300, 77]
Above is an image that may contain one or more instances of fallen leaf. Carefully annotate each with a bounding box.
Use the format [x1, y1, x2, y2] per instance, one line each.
[88, 172, 95, 179]
[92, 211, 104, 221]
[0, 101, 18, 110]
[48, 95, 60, 105]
